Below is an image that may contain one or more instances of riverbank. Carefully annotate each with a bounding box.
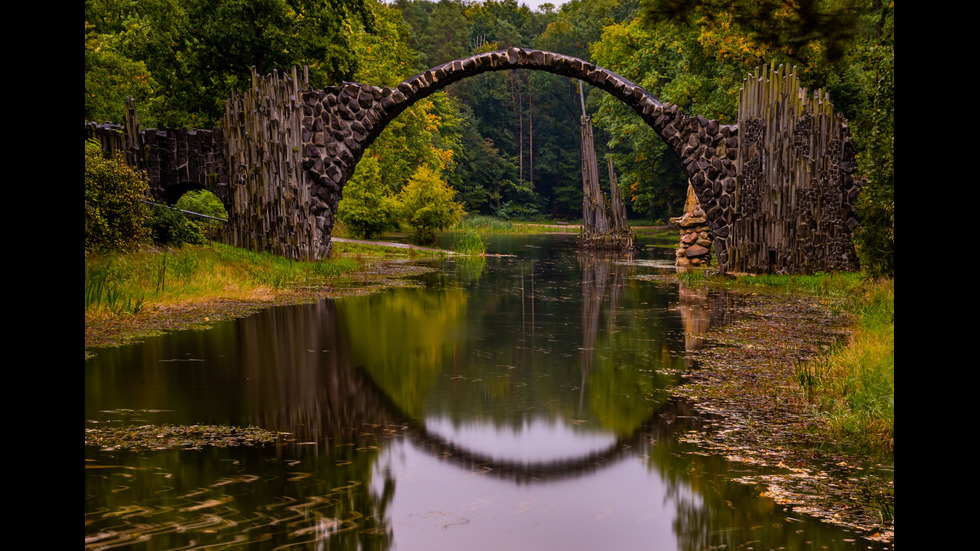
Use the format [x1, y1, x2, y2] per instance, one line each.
[654, 272, 894, 543]
[84, 241, 446, 351]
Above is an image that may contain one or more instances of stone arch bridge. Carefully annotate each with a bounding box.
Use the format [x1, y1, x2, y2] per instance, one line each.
[86, 48, 862, 274]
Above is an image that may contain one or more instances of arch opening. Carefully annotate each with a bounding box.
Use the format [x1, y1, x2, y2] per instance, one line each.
[300, 48, 738, 268]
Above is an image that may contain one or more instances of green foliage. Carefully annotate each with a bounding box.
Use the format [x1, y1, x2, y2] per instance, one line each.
[84, 22, 160, 124]
[337, 156, 399, 239]
[85, 260, 146, 315]
[85, 0, 374, 128]
[642, 0, 863, 63]
[175, 189, 227, 239]
[398, 165, 466, 244]
[455, 214, 514, 233]
[146, 204, 206, 246]
[452, 230, 486, 255]
[84, 140, 151, 255]
[849, 4, 894, 279]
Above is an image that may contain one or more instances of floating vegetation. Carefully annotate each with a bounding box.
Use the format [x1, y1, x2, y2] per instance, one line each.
[85, 424, 284, 451]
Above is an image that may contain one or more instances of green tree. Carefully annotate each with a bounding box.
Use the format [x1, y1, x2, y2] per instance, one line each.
[847, 1, 894, 277]
[85, 0, 376, 127]
[588, 18, 718, 220]
[175, 189, 227, 239]
[348, 0, 463, 198]
[641, 0, 862, 63]
[84, 141, 151, 254]
[146, 204, 206, 246]
[398, 165, 466, 243]
[179, 0, 373, 125]
[338, 156, 399, 238]
[84, 22, 160, 125]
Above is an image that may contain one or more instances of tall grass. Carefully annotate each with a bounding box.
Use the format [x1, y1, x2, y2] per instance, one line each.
[452, 230, 486, 255]
[684, 269, 894, 451]
[84, 243, 362, 317]
[84, 261, 146, 315]
[454, 215, 515, 233]
[800, 278, 894, 451]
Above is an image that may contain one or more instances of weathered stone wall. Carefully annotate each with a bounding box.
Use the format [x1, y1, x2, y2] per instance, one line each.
[141, 127, 229, 205]
[84, 101, 230, 207]
[730, 64, 862, 274]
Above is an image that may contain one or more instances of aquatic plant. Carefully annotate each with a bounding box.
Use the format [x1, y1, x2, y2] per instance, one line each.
[84, 260, 146, 315]
[452, 230, 486, 255]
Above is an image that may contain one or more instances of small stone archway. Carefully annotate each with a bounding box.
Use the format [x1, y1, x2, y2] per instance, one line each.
[299, 47, 738, 266]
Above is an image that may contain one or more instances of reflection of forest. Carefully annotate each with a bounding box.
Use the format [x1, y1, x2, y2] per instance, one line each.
[86, 245, 873, 551]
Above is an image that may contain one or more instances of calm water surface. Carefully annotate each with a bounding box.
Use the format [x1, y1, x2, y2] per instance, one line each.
[85, 233, 889, 550]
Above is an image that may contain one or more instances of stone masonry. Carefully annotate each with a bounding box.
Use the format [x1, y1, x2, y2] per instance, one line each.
[88, 50, 861, 274]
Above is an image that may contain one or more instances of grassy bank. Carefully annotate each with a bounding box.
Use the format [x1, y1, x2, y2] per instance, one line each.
[85, 243, 357, 318]
[84, 240, 446, 350]
[683, 270, 895, 452]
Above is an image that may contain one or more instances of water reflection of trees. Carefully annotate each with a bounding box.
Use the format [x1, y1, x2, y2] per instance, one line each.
[578, 252, 687, 436]
[86, 240, 872, 551]
[85, 299, 399, 550]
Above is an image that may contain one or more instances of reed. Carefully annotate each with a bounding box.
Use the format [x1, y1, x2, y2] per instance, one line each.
[454, 215, 514, 233]
[452, 230, 486, 255]
[84, 261, 146, 315]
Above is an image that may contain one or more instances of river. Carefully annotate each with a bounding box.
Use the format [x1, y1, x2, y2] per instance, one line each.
[84, 232, 890, 550]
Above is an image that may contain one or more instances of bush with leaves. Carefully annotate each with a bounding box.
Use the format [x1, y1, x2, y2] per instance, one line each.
[146, 204, 206, 246]
[398, 165, 465, 244]
[337, 156, 399, 239]
[84, 140, 151, 254]
[175, 189, 227, 239]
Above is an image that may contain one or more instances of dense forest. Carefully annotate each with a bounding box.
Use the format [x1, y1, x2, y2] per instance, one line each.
[85, 0, 894, 274]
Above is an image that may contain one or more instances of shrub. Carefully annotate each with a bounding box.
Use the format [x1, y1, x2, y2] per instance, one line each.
[337, 156, 398, 239]
[175, 189, 227, 239]
[146, 204, 205, 246]
[453, 230, 486, 255]
[398, 165, 465, 244]
[84, 140, 151, 254]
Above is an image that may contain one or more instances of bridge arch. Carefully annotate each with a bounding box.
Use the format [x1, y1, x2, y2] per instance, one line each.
[300, 48, 738, 266]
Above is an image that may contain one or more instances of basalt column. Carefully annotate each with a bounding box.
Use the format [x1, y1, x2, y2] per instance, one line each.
[222, 67, 319, 260]
[730, 64, 862, 274]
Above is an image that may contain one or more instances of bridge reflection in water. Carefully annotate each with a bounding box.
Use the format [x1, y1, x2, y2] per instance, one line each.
[85, 236, 878, 550]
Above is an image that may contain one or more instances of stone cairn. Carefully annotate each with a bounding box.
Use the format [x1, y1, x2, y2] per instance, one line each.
[669, 183, 713, 268]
